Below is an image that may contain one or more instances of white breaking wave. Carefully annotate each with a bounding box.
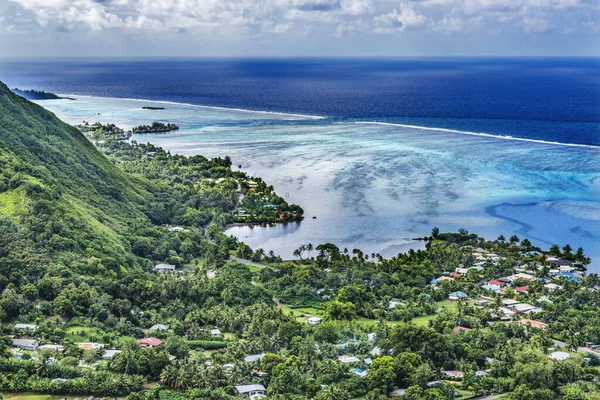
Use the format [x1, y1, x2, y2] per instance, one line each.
[55, 94, 598, 149]
[354, 121, 600, 150]
[58, 94, 325, 120]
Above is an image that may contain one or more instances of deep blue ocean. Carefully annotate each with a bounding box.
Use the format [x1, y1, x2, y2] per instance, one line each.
[1, 57, 599, 146]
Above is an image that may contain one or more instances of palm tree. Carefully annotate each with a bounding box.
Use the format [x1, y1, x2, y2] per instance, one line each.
[307, 243, 314, 258]
[35, 351, 52, 377]
[160, 365, 179, 389]
[319, 384, 348, 400]
[175, 363, 192, 390]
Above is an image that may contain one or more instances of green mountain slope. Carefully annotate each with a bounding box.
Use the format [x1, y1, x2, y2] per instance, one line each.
[0, 81, 151, 279]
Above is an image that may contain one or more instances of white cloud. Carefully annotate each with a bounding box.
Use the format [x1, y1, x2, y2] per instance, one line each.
[522, 15, 555, 32]
[373, 4, 428, 33]
[432, 16, 465, 32]
[4, 0, 596, 38]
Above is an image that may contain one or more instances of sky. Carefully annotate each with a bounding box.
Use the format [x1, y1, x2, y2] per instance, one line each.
[0, 0, 598, 57]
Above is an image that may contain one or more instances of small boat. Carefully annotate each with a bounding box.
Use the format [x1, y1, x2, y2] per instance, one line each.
[312, 216, 317, 219]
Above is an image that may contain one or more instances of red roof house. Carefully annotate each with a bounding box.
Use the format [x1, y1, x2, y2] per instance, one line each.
[514, 286, 529, 293]
[488, 280, 505, 286]
[139, 337, 163, 348]
[519, 319, 548, 329]
[453, 326, 472, 334]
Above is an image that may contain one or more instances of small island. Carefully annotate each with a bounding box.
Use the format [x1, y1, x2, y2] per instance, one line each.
[142, 106, 166, 110]
[12, 88, 75, 100]
[132, 121, 179, 134]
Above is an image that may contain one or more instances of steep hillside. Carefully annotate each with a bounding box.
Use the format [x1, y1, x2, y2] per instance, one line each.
[0, 81, 151, 280]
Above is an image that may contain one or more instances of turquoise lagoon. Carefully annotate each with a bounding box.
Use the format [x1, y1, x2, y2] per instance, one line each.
[37, 96, 600, 270]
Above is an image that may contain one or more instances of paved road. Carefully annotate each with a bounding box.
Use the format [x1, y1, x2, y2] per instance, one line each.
[552, 339, 600, 356]
[229, 255, 268, 269]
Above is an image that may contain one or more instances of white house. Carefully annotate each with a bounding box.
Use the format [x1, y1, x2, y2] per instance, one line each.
[235, 384, 266, 398]
[14, 323, 39, 331]
[338, 355, 360, 363]
[102, 349, 122, 360]
[12, 338, 39, 351]
[550, 351, 570, 361]
[244, 354, 264, 363]
[307, 316, 323, 326]
[153, 264, 176, 272]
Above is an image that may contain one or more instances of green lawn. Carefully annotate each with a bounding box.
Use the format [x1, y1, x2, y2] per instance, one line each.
[65, 325, 104, 342]
[248, 265, 262, 273]
[280, 300, 474, 328]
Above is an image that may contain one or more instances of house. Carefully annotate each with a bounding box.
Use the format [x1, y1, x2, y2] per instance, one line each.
[488, 280, 505, 287]
[443, 370, 464, 379]
[555, 271, 575, 279]
[507, 273, 535, 282]
[153, 263, 176, 272]
[456, 267, 470, 275]
[139, 338, 162, 348]
[76, 342, 104, 350]
[389, 298, 402, 309]
[545, 283, 561, 291]
[481, 284, 501, 292]
[449, 272, 463, 278]
[102, 349, 122, 359]
[514, 286, 529, 294]
[38, 344, 64, 352]
[364, 358, 373, 365]
[14, 323, 39, 331]
[519, 319, 548, 329]
[235, 384, 266, 398]
[436, 276, 454, 282]
[497, 307, 516, 320]
[550, 351, 570, 361]
[211, 328, 222, 336]
[537, 295, 553, 303]
[338, 355, 360, 363]
[370, 346, 381, 356]
[12, 338, 39, 351]
[502, 299, 520, 306]
[512, 303, 536, 313]
[525, 307, 543, 314]
[390, 388, 407, 397]
[244, 354, 264, 363]
[307, 316, 323, 326]
[448, 291, 468, 301]
[453, 326, 471, 334]
[367, 333, 376, 341]
[149, 324, 170, 331]
[169, 226, 185, 232]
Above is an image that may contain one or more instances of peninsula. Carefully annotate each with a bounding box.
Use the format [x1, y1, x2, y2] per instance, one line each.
[12, 88, 75, 100]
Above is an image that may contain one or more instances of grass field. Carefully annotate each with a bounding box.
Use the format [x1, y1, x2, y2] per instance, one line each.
[280, 299, 474, 328]
[65, 325, 104, 342]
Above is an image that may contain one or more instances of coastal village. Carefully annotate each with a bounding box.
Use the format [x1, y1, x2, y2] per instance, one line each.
[5, 229, 598, 399]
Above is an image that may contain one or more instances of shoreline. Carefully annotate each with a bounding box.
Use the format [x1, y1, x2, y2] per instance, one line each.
[51, 94, 600, 149]
[56, 93, 326, 120]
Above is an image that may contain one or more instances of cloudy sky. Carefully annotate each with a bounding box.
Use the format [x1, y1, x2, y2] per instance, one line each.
[1, 0, 598, 57]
